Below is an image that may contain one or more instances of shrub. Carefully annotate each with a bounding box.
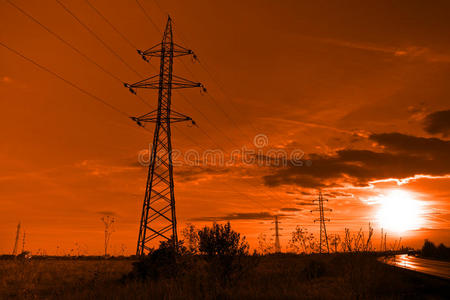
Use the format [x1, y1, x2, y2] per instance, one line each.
[198, 222, 252, 285]
[127, 239, 185, 281]
[301, 259, 326, 280]
[198, 222, 249, 257]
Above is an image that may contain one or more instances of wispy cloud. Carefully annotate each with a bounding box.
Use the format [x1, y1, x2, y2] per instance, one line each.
[189, 212, 277, 222]
[0, 76, 12, 84]
[301, 35, 450, 63]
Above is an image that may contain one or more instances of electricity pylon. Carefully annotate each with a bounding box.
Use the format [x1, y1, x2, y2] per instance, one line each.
[101, 216, 115, 256]
[273, 215, 281, 253]
[22, 230, 26, 253]
[380, 228, 384, 252]
[125, 16, 202, 256]
[12, 222, 21, 255]
[312, 191, 331, 254]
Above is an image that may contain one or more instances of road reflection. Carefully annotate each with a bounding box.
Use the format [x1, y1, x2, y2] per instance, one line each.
[381, 254, 450, 279]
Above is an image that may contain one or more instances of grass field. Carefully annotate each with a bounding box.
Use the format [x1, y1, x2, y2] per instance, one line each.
[1, 254, 449, 299]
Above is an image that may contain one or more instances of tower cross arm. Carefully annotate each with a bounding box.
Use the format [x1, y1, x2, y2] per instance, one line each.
[137, 43, 196, 59]
[130, 109, 196, 126]
[124, 75, 204, 93]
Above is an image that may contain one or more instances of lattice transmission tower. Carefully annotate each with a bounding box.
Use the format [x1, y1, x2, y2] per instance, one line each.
[125, 16, 202, 256]
[12, 222, 21, 255]
[312, 191, 331, 254]
[273, 215, 281, 253]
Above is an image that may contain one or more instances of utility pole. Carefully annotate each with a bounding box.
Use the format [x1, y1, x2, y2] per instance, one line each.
[22, 230, 26, 253]
[312, 191, 331, 254]
[125, 16, 202, 256]
[12, 222, 21, 256]
[330, 234, 340, 253]
[101, 216, 115, 256]
[380, 228, 384, 252]
[273, 215, 281, 253]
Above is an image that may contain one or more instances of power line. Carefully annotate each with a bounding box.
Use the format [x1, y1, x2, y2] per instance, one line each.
[135, 0, 161, 34]
[55, 0, 142, 78]
[0, 41, 130, 118]
[7, 0, 153, 110]
[6, 0, 121, 83]
[84, 0, 138, 50]
[4, 2, 204, 155]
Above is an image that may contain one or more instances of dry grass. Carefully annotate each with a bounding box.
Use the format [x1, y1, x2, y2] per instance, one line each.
[0, 254, 448, 299]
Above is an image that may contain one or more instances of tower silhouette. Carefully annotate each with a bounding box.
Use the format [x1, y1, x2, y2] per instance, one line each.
[125, 17, 201, 255]
[312, 191, 331, 253]
[273, 215, 281, 253]
[380, 228, 384, 252]
[12, 222, 21, 255]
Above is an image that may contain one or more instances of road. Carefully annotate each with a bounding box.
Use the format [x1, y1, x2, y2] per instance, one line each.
[381, 254, 450, 279]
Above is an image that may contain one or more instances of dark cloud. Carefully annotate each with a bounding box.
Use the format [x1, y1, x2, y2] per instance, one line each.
[189, 212, 275, 222]
[263, 132, 450, 188]
[423, 109, 450, 137]
[296, 201, 313, 206]
[280, 207, 301, 212]
[370, 132, 450, 157]
[324, 191, 353, 198]
[175, 166, 230, 182]
[96, 211, 116, 216]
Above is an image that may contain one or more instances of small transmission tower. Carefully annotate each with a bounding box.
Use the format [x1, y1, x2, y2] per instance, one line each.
[380, 228, 384, 252]
[312, 191, 331, 254]
[101, 216, 115, 256]
[12, 222, 21, 256]
[22, 230, 26, 253]
[125, 16, 202, 255]
[273, 215, 281, 253]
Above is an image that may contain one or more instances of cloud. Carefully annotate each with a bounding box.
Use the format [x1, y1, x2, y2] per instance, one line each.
[96, 211, 117, 216]
[1, 76, 12, 83]
[280, 207, 301, 212]
[304, 36, 450, 63]
[263, 132, 450, 188]
[76, 160, 139, 177]
[296, 201, 313, 206]
[423, 109, 450, 137]
[189, 212, 275, 222]
[176, 166, 230, 182]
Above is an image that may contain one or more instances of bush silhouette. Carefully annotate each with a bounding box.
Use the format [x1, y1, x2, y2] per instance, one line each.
[197, 222, 251, 285]
[128, 239, 185, 281]
[198, 222, 249, 257]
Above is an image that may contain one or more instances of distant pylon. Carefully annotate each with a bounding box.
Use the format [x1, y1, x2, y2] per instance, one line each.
[12, 222, 21, 255]
[380, 228, 384, 252]
[125, 16, 203, 256]
[101, 216, 115, 256]
[22, 230, 26, 253]
[312, 191, 331, 254]
[273, 215, 281, 253]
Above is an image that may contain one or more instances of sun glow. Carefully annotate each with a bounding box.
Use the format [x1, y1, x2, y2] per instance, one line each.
[374, 190, 425, 233]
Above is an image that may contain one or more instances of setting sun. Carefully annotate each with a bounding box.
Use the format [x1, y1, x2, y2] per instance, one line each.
[375, 190, 425, 233]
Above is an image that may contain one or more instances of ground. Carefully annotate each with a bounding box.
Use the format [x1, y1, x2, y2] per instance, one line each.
[0, 254, 449, 299]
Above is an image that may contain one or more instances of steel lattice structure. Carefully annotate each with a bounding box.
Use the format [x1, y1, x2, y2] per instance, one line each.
[312, 191, 332, 254]
[273, 215, 281, 253]
[125, 17, 202, 256]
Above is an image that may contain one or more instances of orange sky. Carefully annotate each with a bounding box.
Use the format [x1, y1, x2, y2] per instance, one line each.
[1, 0, 450, 255]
